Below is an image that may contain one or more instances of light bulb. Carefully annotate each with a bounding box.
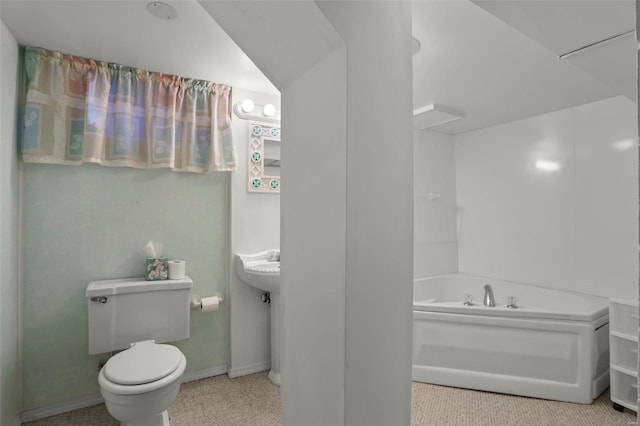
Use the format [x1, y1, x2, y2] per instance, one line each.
[241, 99, 255, 113]
[263, 103, 276, 117]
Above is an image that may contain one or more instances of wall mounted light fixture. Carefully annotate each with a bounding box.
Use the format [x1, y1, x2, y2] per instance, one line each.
[234, 99, 280, 124]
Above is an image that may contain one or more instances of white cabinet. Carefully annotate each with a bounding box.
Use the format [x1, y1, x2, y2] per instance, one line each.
[610, 298, 639, 412]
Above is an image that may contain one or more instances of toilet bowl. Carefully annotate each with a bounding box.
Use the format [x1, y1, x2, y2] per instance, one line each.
[98, 340, 187, 426]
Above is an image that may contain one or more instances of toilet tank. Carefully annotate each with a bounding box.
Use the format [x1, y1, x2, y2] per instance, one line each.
[86, 276, 193, 354]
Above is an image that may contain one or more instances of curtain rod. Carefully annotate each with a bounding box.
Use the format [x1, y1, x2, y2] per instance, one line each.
[558, 29, 635, 60]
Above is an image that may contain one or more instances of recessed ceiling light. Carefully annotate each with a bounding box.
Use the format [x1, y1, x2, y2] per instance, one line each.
[147, 2, 178, 21]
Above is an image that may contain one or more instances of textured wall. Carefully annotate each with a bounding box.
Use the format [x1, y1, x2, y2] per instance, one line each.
[0, 20, 22, 425]
[22, 164, 229, 409]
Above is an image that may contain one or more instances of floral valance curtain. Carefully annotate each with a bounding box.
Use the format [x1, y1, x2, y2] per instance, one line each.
[21, 47, 237, 173]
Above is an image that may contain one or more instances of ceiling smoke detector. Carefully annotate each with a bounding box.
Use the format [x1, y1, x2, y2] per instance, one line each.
[147, 2, 178, 21]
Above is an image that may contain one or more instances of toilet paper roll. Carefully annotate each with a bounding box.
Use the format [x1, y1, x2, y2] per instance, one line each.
[168, 260, 186, 280]
[200, 296, 220, 312]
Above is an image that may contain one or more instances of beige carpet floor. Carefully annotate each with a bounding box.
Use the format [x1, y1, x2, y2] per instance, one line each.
[25, 372, 637, 425]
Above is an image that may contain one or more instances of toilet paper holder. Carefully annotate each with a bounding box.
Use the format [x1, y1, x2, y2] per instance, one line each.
[191, 292, 224, 310]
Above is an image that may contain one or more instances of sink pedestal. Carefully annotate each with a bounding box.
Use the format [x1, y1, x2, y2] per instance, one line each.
[233, 251, 282, 386]
[267, 292, 281, 385]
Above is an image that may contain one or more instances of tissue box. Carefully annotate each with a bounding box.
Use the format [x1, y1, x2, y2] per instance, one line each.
[146, 257, 168, 281]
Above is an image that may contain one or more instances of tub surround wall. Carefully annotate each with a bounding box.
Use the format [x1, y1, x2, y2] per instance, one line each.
[228, 88, 280, 378]
[455, 96, 638, 300]
[22, 165, 229, 409]
[0, 20, 22, 426]
[414, 130, 457, 278]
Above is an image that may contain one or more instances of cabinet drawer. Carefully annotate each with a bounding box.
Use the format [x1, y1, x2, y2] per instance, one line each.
[611, 367, 639, 411]
[610, 300, 639, 337]
[611, 334, 639, 372]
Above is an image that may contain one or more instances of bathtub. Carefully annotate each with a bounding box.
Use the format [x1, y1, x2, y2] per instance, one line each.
[412, 273, 610, 404]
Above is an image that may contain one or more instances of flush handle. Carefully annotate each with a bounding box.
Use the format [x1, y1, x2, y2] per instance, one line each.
[90, 297, 108, 304]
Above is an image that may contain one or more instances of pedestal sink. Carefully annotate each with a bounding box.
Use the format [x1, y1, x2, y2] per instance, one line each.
[234, 250, 281, 385]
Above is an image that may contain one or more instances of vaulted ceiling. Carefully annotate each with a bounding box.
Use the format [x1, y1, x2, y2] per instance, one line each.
[1, 0, 634, 134]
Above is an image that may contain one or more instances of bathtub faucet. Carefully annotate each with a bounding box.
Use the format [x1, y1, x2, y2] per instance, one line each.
[483, 284, 495, 307]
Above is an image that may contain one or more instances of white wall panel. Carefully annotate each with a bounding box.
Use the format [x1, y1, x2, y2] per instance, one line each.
[455, 96, 637, 299]
[573, 96, 638, 299]
[414, 130, 457, 278]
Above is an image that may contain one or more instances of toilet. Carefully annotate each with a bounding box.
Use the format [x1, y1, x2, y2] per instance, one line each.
[86, 276, 193, 426]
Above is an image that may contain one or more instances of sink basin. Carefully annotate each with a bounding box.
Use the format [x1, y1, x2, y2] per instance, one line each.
[235, 250, 280, 293]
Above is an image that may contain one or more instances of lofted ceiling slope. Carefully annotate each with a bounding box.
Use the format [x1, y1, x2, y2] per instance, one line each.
[0, 0, 635, 135]
[0, 0, 278, 95]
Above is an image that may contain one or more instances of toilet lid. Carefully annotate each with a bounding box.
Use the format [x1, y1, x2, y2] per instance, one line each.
[103, 341, 183, 385]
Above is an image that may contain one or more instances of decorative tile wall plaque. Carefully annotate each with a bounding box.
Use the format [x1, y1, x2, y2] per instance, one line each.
[247, 122, 281, 193]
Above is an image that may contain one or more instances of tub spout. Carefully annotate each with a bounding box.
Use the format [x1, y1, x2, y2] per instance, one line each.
[483, 284, 495, 307]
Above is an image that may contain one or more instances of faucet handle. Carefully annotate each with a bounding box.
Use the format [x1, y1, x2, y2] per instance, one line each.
[463, 294, 474, 306]
[507, 296, 518, 309]
[267, 250, 280, 262]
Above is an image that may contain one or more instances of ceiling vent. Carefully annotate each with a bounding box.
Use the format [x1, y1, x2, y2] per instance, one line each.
[413, 104, 463, 130]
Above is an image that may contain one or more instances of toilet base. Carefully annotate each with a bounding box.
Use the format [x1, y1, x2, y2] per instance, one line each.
[121, 410, 169, 426]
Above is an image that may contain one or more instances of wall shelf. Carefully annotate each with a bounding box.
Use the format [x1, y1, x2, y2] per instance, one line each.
[610, 299, 639, 413]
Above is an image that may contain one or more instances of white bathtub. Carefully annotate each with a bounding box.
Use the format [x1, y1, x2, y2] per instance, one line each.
[412, 273, 610, 404]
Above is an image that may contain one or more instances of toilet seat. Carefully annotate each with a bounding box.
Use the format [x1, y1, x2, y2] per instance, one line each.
[103, 340, 183, 385]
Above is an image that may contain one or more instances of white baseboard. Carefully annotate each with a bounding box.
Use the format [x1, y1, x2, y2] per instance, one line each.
[11, 414, 22, 426]
[20, 393, 104, 423]
[228, 361, 271, 378]
[19, 365, 229, 423]
[181, 365, 228, 383]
